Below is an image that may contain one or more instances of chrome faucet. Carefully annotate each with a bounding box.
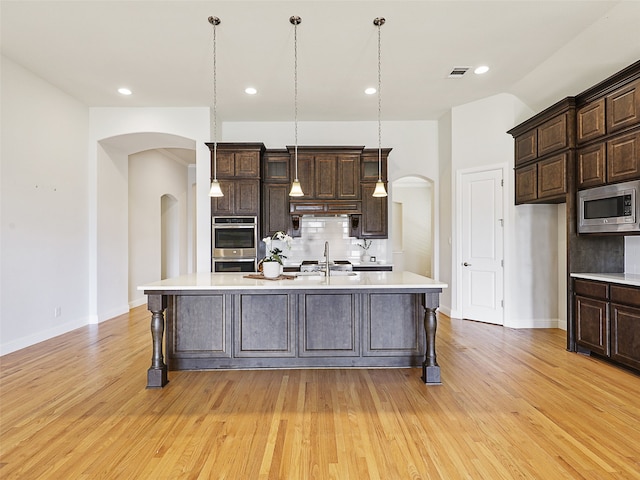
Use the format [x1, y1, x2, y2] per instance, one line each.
[323, 241, 330, 277]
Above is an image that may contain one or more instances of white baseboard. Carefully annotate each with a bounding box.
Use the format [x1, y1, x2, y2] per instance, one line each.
[96, 304, 130, 324]
[505, 318, 561, 329]
[129, 297, 147, 309]
[0, 316, 89, 356]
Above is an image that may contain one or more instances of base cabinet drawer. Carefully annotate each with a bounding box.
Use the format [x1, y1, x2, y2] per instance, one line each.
[611, 303, 640, 370]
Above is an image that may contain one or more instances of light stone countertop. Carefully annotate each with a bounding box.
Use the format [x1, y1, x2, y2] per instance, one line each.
[139, 271, 447, 292]
[570, 272, 640, 288]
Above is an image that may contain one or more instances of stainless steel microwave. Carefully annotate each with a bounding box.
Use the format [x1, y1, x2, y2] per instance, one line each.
[578, 180, 640, 233]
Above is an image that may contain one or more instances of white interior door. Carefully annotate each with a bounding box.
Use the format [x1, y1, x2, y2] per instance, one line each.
[460, 169, 504, 325]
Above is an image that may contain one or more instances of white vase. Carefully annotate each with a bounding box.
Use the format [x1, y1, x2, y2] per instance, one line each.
[263, 261, 281, 278]
[361, 254, 371, 263]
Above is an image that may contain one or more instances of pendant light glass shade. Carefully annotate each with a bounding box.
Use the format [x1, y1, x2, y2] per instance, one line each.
[209, 141, 224, 198]
[209, 179, 224, 197]
[208, 16, 224, 198]
[289, 179, 304, 197]
[373, 17, 388, 198]
[289, 16, 304, 197]
[373, 180, 387, 197]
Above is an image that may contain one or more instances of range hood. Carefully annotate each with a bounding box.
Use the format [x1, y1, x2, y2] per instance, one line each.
[290, 210, 361, 237]
[290, 200, 362, 216]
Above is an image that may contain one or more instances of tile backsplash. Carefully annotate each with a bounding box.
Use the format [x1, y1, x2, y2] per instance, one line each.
[625, 236, 640, 274]
[270, 216, 387, 265]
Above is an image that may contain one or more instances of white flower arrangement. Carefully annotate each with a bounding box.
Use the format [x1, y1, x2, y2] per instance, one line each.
[262, 231, 293, 264]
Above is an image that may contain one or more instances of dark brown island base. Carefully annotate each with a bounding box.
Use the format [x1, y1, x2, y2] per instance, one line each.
[139, 271, 447, 389]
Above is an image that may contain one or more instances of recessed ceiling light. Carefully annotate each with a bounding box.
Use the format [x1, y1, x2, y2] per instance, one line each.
[117, 87, 132, 95]
[245, 87, 257, 95]
[474, 66, 490, 75]
[365, 87, 377, 95]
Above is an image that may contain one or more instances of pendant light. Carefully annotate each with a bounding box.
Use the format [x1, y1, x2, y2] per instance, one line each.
[289, 15, 304, 197]
[372, 17, 388, 198]
[208, 16, 224, 198]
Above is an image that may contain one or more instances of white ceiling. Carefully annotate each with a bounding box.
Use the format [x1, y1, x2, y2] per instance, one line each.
[2, 1, 640, 123]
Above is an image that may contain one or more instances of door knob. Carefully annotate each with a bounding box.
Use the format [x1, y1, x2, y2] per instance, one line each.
[463, 262, 471, 266]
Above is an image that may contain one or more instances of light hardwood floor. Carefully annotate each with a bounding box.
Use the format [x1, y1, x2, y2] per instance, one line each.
[1, 306, 639, 479]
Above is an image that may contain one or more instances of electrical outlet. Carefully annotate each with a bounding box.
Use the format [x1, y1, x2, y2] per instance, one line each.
[54, 307, 62, 318]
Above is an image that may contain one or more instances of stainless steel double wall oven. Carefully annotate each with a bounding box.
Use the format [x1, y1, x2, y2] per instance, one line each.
[211, 216, 257, 272]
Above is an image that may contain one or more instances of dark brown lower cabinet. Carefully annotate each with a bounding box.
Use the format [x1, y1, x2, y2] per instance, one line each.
[611, 303, 640, 370]
[574, 278, 640, 372]
[575, 295, 609, 356]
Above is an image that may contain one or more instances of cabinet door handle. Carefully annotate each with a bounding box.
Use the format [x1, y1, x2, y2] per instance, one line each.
[463, 262, 471, 267]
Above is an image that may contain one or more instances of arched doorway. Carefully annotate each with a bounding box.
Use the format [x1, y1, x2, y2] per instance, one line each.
[96, 132, 196, 317]
[391, 176, 434, 277]
[127, 147, 195, 307]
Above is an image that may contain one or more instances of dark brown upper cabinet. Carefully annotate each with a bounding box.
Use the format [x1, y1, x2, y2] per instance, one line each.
[208, 143, 265, 217]
[208, 143, 264, 179]
[538, 113, 570, 157]
[577, 98, 606, 144]
[574, 62, 640, 190]
[607, 130, 640, 184]
[262, 149, 290, 183]
[508, 98, 575, 204]
[607, 78, 640, 133]
[511, 60, 640, 201]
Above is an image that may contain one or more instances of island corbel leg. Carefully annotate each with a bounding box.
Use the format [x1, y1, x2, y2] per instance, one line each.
[146, 294, 168, 388]
[421, 291, 442, 385]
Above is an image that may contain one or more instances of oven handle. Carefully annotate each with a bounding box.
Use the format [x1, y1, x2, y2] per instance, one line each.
[213, 225, 256, 229]
[213, 258, 256, 262]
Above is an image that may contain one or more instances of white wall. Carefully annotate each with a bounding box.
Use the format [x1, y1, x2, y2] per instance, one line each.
[129, 150, 189, 308]
[88, 110, 210, 323]
[558, 204, 567, 330]
[95, 142, 129, 321]
[392, 179, 433, 277]
[1, 56, 90, 354]
[446, 93, 560, 328]
[438, 111, 453, 314]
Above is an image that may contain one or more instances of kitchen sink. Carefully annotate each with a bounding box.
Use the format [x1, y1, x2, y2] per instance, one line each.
[299, 260, 354, 275]
[294, 271, 358, 277]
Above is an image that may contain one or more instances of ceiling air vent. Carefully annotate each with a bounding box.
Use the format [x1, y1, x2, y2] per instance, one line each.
[448, 66, 470, 78]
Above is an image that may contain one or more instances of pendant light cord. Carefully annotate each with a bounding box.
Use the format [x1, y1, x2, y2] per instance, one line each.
[210, 16, 220, 181]
[377, 18, 382, 182]
[293, 17, 299, 181]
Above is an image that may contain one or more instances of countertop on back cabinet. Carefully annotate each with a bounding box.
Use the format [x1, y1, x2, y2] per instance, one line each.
[139, 271, 446, 292]
[570, 272, 640, 287]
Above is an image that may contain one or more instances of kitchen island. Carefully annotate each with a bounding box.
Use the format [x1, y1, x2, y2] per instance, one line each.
[139, 271, 447, 388]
